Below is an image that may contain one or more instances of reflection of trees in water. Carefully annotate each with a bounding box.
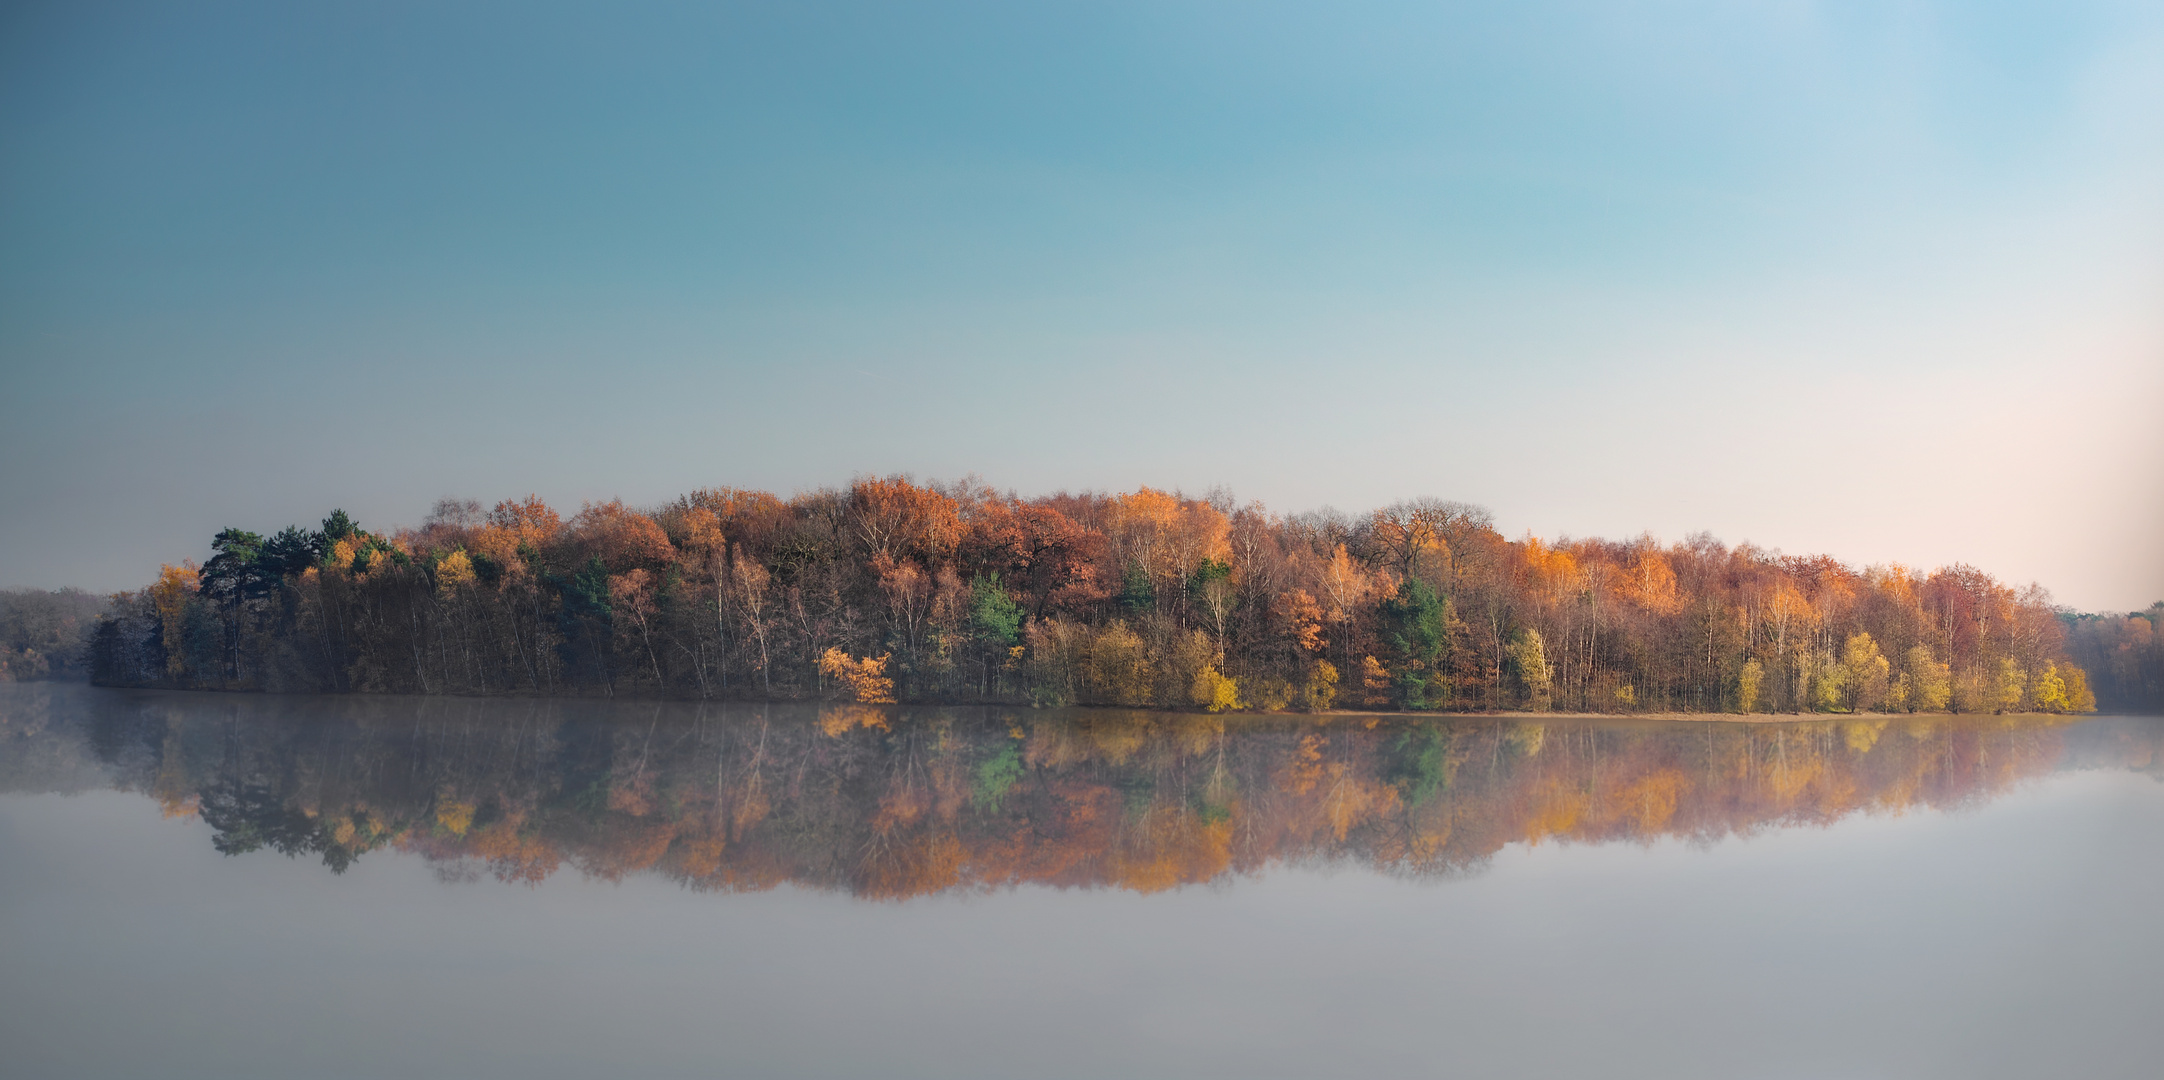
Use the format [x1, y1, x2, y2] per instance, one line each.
[23, 688, 2162, 897]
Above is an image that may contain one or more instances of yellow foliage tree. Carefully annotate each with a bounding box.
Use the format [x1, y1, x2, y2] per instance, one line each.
[1906, 645, 1951, 712]
[1086, 622, 1153, 705]
[1360, 655, 1391, 706]
[1885, 671, 1911, 712]
[1191, 666, 1242, 713]
[1301, 660, 1339, 711]
[2064, 665, 2097, 713]
[434, 550, 476, 597]
[1842, 632, 1892, 711]
[1736, 658, 1764, 714]
[2031, 662, 2070, 713]
[818, 648, 896, 703]
[1996, 657, 2026, 713]
[1506, 629, 1552, 710]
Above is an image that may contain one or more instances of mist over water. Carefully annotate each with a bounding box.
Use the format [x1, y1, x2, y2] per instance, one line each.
[3, 684, 2161, 1078]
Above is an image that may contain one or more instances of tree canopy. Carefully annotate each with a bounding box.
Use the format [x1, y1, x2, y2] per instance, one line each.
[88, 477, 2129, 715]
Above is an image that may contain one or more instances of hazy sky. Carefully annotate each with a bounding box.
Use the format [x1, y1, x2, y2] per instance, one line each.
[2, 1, 2159, 610]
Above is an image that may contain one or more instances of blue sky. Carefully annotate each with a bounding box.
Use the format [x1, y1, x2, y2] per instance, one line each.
[2, 1, 2159, 609]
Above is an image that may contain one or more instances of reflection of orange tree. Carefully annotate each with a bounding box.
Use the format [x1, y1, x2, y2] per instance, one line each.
[50, 695, 2138, 899]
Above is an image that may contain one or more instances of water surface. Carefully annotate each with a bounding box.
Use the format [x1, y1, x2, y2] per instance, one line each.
[3, 685, 2161, 1078]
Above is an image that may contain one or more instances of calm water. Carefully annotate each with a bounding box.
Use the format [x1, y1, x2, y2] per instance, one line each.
[3, 684, 2161, 1079]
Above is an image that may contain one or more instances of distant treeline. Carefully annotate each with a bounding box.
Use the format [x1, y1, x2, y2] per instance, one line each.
[2063, 604, 2164, 712]
[81, 478, 2153, 713]
[1, 588, 107, 682]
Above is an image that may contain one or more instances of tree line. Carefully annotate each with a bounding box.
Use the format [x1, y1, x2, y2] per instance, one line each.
[2062, 603, 2164, 713]
[1, 588, 107, 682]
[84, 476, 2128, 713]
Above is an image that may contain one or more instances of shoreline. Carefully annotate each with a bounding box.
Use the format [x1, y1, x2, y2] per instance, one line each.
[21, 683, 2120, 724]
[1309, 708, 2089, 725]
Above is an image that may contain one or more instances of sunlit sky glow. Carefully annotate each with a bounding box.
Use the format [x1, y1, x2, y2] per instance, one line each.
[2, 1, 2159, 610]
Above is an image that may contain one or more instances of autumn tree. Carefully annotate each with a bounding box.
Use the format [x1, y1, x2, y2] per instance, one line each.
[89, 479, 2101, 716]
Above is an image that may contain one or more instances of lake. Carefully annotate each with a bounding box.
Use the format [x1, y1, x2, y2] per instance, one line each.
[3, 682, 2161, 1079]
